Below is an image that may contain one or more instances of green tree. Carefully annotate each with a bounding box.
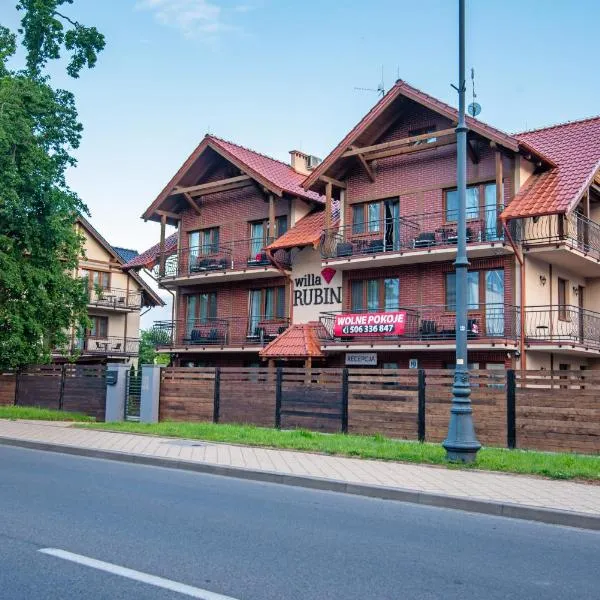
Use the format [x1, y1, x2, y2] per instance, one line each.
[0, 1, 105, 369]
[139, 330, 170, 366]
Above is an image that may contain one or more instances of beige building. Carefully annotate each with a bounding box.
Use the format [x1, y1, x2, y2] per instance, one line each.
[52, 217, 163, 364]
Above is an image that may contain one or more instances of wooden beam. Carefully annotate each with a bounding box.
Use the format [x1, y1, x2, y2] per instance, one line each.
[364, 136, 456, 162]
[350, 146, 375, 182]
[268, 194, 276, 241]
[155, 209, 181, 221]
[325, 181, 332, 230]
[170, 175, 251, 197]
[319, 175, 346, 189]
[342, 127, 455, 158]
[182, 192, 201, 215]
[495, 150, 503, 217]
[159, 214, 166, 277]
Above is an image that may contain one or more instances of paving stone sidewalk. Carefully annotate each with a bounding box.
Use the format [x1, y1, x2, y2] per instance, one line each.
[1, 419, 599, 523]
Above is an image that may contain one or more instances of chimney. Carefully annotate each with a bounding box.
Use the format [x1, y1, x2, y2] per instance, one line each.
[289, 149, 310, 175]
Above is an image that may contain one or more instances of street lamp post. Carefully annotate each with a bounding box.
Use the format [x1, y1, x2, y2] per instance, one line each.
[443, 0, 481, 463]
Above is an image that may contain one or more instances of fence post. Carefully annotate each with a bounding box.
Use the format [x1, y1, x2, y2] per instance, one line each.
[418, 369, 426, 442]
[14, 368, 20, 406]
[341, 368, 349, 434]
[506, 369, 516, 449]
[139, 364, 163, 424]
[213, 367, 221, 424]
[58, 363, 67, 410]
[275, 367, 283, 428]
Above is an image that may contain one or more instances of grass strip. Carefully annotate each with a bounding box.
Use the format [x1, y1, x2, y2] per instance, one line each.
[80, 421, 600, 482]
[0, 406, 95, 422]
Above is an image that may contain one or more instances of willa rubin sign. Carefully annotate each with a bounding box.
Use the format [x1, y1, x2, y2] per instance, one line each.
[333, 311, 407, 336]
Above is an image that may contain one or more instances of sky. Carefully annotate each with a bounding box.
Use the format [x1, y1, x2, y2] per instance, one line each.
[2, 0, 599, 325]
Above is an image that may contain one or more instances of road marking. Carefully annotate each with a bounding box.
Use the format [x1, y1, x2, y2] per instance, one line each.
[38, 548, 239, 600]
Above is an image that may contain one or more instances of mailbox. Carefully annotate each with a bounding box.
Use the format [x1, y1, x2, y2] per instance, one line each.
[106, 370, 118, 386]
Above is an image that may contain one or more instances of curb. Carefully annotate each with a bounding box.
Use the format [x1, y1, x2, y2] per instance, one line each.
[1, 436, 599, 531]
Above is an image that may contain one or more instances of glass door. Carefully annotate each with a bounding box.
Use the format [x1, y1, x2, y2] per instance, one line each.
[248, 290, 262, 336]
[485, 269, 504, 336]
[484, 183, 499, 241]
[384, 199, 400, 251]
[249, 222, 265, 259]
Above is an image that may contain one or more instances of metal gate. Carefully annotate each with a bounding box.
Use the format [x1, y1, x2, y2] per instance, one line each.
[125, 368, 142, 421]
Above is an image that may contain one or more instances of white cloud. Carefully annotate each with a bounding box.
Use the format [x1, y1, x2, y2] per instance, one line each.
[136, 0, 233, 38]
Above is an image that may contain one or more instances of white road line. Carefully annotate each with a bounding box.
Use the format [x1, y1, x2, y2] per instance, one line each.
[38, 548, 240, 600]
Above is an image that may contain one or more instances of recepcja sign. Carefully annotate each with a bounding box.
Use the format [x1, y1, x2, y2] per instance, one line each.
[333, 311, 407, 336]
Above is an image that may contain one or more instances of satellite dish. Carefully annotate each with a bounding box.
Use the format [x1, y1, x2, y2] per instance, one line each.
[468, 102, 481, 117]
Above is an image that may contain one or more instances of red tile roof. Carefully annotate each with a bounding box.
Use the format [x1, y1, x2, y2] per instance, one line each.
[123, 233, 178, 270]
[303, 79, 554, 192]
[143, 135, 323, 221]
[259, 323, 324, 359]
[503, 116, 600, 219]
[267, 210, 327, 251]
[209, 136, 324, 203]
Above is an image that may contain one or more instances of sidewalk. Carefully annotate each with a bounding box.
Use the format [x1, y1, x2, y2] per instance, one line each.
[1, 419, 599, 530]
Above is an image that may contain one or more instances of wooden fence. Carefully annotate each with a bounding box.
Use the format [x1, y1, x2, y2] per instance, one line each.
[158, 367, 600, 454]
[0, 364, 107, 420]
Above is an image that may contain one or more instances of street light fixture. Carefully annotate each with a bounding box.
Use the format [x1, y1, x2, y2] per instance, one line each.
[442, 0, 481, 463]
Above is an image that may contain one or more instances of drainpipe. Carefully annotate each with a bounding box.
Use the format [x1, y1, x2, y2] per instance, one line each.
[502, 219, 526, 370]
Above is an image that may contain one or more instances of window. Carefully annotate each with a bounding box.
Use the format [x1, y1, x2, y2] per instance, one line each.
[249, 221, 267, 256]
[275, 215, 288, 237]
[350, 278, 400, 312]
[445, 271, 480, 310]
[558, 278, 567, 319]
[81, 269, 110, 290]
[409, 125, 437, 144]
[352, 202, 382, 234]
[89, 316, 108, 337]
[187, 293, 217, 322]
[445, 186, 480, 221]
[189, 227, 219, 255]
[248, 286, 286, 336]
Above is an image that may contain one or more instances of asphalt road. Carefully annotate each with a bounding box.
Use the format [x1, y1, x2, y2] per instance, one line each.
[0, 446, 599, 600]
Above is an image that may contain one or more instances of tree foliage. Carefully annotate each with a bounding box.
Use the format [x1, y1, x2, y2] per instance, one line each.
[139, 330, 171, 366]
[0, 2, 105, 369]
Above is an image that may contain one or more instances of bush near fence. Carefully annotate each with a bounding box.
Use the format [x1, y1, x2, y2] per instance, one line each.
[157, 367, 600, 454]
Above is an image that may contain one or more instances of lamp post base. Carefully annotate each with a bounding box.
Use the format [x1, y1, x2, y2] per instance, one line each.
[443, 373, 481, 463]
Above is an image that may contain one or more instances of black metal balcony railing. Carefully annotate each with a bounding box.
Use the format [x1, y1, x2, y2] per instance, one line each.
[160, 238, 291, 278]
[56, 336, 140, 356]
[321, 207, 506, 260]
[319, 304, 518, 343]
[518, 212, 600, 260]
[86, 287, 142, 310]
[524, 305, 600, 349]
[151, 316, 290, 347]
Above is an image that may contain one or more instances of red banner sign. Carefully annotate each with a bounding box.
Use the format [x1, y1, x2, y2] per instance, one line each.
[333, 311, 407, 337]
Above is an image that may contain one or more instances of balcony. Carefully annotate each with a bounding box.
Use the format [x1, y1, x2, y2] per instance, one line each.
[87, 287, 142, 311]
[518, 212, 600, 276]
[159, 238, 291, 285]
[151, 316, 290, 351]
[318, 304, 519, 350]
[524, 305, 600, 355]
[54, 336, 140, 358]
[321, 207, 512, 270]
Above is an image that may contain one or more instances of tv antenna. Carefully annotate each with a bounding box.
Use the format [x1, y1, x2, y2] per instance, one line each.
[354, 65, 385, 98]
[468, 67, 481, 117]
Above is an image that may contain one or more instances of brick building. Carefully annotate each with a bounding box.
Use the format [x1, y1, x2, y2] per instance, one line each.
[126, 79, 600, 371]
